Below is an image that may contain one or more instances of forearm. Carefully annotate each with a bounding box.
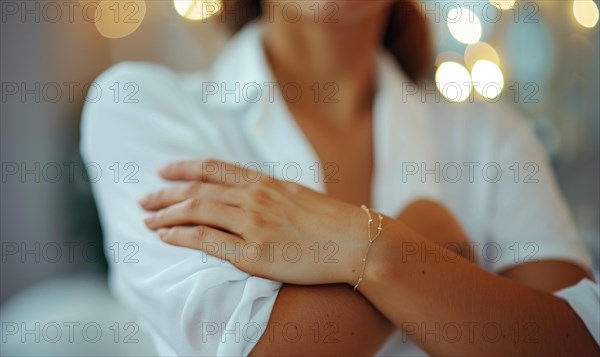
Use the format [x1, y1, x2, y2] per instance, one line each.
[358, 221, 599, 356]
[144, 158, 597, 355]
[250, 284, 394, 356]
[250, 201, 469, 356]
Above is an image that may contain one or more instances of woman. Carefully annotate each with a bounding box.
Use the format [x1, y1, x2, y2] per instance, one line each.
[82, 0, 599, 356]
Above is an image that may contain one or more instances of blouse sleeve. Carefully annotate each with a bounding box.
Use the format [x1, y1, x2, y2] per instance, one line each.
[80, 62, 281, 356]
[483, 105, 592, 274]
[554, 278, 600, 346]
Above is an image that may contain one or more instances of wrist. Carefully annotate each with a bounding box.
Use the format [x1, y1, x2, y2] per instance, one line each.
[335, 205, 370, 286]
[360, 218, 408, 292]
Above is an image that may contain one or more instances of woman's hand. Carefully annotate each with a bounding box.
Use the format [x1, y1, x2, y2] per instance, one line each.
[140, 159, 368, 285]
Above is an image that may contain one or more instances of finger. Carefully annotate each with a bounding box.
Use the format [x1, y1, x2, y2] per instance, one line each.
[159, 226, 244, 263]
[159, 159, 262, 187]
[140, 182, 243, 211]
[145, 198, 246, 235]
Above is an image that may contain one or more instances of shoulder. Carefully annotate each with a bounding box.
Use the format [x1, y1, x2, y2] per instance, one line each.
[428, 100, 530, 135]
[425, 100, 539, 160]
[82, 61, 195, 126]
[80, 62, 219, 162]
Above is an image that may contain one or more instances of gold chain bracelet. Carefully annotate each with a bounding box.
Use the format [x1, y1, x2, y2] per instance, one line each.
[353, 205, 384, 291]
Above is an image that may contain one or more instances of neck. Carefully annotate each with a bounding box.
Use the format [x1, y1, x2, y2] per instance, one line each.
[262, 11, 390, 127]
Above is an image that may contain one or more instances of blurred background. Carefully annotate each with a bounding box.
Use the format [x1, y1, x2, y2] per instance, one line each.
[1, 0, 598, 355]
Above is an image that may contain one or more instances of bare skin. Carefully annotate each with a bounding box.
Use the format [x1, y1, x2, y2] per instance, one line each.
[248, 200, 474, 357]
[261, 1, 391, 208]
[242, 5, 393, 354]
[140, 161, 597, 356]
[139, 1, 598, 356]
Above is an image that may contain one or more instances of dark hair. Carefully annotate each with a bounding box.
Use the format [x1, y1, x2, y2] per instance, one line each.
[223, 0, 433, 82]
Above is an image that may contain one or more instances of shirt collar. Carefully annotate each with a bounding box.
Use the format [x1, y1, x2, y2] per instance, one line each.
[205, 23, 325, 192]
[206, 22, 441, 215]
[373, 51, 441, 215]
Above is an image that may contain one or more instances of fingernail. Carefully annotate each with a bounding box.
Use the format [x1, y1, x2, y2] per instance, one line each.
[158, 164, 169, 174]
[158, 228, 168, 238]
[139, 195, 149, 206]
[144, 214, 156, 225]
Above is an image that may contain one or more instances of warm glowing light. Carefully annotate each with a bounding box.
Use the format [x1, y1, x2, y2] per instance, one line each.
[573, 0, 599, 28]
[471, 60, 505, 100]
[488, 0, 516, 10]
[174, 0, 223, 21]
[95, 0, 146, 39]
[435, 62, 472, 103]
[464, 42, 500, 70]
[447, 7, 482, 44]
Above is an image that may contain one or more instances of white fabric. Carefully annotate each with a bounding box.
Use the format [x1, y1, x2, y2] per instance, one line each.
[81, 23, 593, 356]
[554, 278, 600, 346]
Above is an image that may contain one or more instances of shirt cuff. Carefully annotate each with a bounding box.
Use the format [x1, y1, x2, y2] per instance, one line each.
[554, 278, 600, 346]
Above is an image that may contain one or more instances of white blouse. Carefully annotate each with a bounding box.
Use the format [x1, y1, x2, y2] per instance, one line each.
[81, 23, 595, 356]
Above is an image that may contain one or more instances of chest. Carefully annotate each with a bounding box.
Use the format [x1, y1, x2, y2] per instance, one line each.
[296, 118, 375, 207]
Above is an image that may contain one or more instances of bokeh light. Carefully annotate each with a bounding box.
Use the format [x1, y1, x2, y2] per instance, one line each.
[464, 42, 500, 70]
[435, 62, 473, 103]
[447, 7, 482, 44]
[488, 0, 516, 10]
[95, 0, 146, 39]
[174, 0, 223, 21]
[471, 60, 505, 100]
[573, 0, 600, 28]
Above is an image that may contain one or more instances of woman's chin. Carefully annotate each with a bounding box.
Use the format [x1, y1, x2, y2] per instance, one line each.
[308, 0, 396, 24]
